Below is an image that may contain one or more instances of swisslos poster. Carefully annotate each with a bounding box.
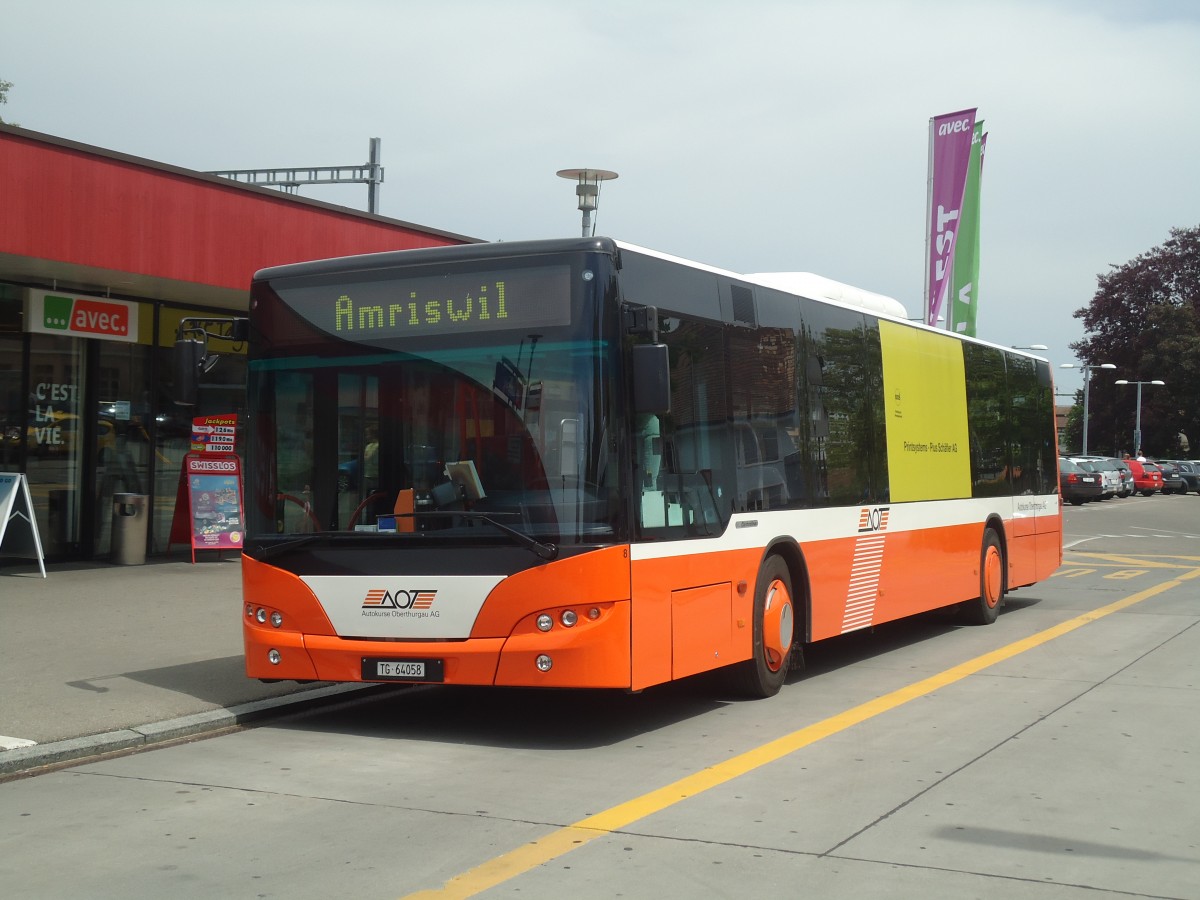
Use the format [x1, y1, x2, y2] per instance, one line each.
[25, 289, 140, 343]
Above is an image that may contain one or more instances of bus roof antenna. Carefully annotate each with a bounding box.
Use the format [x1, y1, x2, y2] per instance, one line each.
[556, 168, 618, 237]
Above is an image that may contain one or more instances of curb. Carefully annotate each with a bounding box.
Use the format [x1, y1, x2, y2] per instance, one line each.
[0, 683, 391, 777]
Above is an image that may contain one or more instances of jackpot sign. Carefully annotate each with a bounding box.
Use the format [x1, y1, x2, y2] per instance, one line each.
[192, 414, 237, 453]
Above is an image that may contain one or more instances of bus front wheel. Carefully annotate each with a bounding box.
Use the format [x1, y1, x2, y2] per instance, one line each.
[726, 555, 794, 698]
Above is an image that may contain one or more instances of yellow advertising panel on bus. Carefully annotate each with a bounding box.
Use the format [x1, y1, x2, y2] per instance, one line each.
[879, 320, 972, 501]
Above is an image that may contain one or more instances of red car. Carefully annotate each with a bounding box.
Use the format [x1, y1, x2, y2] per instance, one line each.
[1125, 459, 1163, 496]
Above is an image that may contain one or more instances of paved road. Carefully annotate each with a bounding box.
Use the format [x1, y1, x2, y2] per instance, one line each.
[2, 494, 1198, 898]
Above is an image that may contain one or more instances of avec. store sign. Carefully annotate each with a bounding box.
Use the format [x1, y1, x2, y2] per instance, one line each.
[25, 289, 139, 343]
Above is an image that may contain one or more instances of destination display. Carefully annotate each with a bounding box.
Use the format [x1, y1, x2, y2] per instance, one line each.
[279, 265, 572, 341]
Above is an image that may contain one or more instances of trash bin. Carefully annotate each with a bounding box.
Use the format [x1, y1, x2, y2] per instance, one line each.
[111, 493, 148, 565]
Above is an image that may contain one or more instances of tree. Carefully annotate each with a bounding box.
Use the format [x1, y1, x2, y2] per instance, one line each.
[0, 78, 13, 125]
[1069, 226, 1200, 458]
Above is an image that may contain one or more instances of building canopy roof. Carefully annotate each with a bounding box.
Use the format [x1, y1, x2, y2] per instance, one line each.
[0, 124, 477, 310]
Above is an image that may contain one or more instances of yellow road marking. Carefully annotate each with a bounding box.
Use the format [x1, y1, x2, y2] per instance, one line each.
[406, 567, 1200, 899]
[1066, 552, 1200, 569]
[1057, 568, 1096, 577]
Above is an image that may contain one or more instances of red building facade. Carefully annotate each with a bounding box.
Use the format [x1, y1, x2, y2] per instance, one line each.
[0, 125, 474, 561]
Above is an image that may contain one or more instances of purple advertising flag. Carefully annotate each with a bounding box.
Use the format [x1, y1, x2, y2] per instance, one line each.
[926, 108, 977, 327]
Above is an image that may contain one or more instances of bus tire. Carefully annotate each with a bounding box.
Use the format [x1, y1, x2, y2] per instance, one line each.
[726, 555, 794, 698]
[962, 528, 1005, 625]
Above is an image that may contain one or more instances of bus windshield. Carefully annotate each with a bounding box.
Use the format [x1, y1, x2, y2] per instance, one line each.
[245, 252, 622, 549]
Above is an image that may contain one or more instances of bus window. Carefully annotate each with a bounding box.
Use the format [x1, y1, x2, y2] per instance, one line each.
[964, 343, 1011, 497]
[799, 305, 887, 506]
[639, 318, 731, 536]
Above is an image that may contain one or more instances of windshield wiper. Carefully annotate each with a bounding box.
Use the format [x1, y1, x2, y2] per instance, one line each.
[252, 513, 559, 562]
[399, 511, 559, 560]
[251, 533, 327, 560]
[253, 529, 397, 560]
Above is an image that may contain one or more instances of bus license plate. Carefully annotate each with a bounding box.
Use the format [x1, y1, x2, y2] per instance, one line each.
[362, 658, 444, 682]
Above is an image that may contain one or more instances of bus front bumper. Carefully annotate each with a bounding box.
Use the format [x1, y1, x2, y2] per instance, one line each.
[243, 599, 632, 689]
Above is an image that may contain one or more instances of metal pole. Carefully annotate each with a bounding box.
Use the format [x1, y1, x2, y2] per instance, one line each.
[1082, 368, 1091, 456]
[367, 138, 381, 214]
[1133, 381, 1143, 455]
[924, 116, 934, 327]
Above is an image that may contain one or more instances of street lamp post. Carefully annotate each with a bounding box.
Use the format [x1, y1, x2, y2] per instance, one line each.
[1059, 362, 1116, 456]
[1114, 379, 1165, 456]
[556, 168, 619, 237]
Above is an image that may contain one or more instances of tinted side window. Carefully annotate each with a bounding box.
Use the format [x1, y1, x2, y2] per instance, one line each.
[727, 324, 801, 511]
[1008, 356, 1057, 495]
[964, 343, 1012, 498]
[638, 318, 732, 537]
[800, 304, 886, 506]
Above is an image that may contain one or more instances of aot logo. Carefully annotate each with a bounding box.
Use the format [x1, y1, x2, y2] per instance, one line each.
[857, 506, 890, 533]
[362, 589, 437, 610]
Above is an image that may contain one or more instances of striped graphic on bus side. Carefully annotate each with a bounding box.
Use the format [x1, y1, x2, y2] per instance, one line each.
[842, 507, 890, 633]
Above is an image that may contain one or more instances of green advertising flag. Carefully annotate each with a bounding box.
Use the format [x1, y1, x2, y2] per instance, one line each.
[949, 122, 985, 337]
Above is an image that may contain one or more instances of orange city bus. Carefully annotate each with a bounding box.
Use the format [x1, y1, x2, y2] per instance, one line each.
[227, 237, 1061, 698]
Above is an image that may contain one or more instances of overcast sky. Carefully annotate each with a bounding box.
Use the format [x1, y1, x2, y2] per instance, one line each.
[5, 0, 1199, 395]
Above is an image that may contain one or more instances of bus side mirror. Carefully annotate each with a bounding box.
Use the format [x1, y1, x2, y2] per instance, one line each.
[173, 338, 206, 406]
[632, 344, 670, 415]
[172, 317, 247, 406]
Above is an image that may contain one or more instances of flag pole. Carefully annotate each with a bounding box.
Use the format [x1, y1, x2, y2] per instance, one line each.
[924, 116, 934, 326]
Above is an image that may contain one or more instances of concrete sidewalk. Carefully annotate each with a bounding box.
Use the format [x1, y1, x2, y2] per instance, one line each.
[0, 556, 373, 776]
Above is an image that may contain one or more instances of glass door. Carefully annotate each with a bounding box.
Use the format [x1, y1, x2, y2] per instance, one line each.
[25, 334, 86, 557]
[93, 340, 151, 557]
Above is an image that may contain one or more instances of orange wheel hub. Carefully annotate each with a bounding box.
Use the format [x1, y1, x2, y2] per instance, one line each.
[982, 544, 1003, 608]
[762, 578, 794, 672]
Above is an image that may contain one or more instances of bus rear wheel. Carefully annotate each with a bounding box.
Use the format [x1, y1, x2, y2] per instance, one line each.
[961, 528, 1005, 625]
[726, 555, 794, 698]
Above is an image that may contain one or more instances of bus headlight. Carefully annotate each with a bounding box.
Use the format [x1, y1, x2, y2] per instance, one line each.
[560, 610, 577, 627]
[267, 649, 281, 665]
[256, 607, 268, 623]
[535, 654, 553, 672]
[536, 614, 553, 632]
[270, 611, 283, 628]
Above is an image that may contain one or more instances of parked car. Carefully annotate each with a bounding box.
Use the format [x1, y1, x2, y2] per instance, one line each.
[1069, 456, 1122, 499]
[1154, 461, 1189, 495]
[1162, 460, 1200, 494]
[1059, 457, 1104, 505]
[1111, 458, 1136, 497]
[1185, 462, 1200, 494]
[1125, 458, 1163, 496]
